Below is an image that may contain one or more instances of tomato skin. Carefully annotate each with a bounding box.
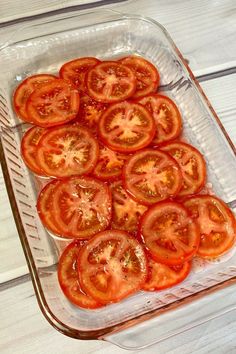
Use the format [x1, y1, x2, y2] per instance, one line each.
[183, 195, 236, 258]
[37, 179, 62, 236]
[143, 259, 191, 291]
[123, 148, 183, 206]
[139, 201, 200, 265]
[51, 176, 112, 239]
[119, 56, 160, 99]
[36, 124, 99, 178]
[21, 126, 47, 175]
[58, 240, 103, 309]
[26, 79, 80, 128]
[98, 101, 156, 153]
[13, 74, 57, 123]
[137, 94, 182, 145]
[59, 57, 100, 91]
[86, 61, 137, 103]
[78, 230, 148, 304]
[160, 141, 206, 197]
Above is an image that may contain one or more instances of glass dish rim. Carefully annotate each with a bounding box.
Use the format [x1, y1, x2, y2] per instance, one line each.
[0, 8, 235, 341]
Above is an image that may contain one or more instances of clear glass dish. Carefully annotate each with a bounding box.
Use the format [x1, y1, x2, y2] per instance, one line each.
[0, 8, 235, 350]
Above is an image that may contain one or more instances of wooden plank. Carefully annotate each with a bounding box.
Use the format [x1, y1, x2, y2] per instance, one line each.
[0, 0, 235, 76]
[0, 0, 122, 23]
[0, 166, 28, 283]
[0, 279, 235, 353]
[200, 74, 236, 144]
[0, 73, 235, 283]
[120, 0, 236, 76]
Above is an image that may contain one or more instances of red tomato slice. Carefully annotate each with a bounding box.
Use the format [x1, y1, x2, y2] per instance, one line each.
[137, 94, 182, 145]
[59, 57, 100, 91]
[51, 176, 112, 239]
[78, 230, 147, 303]
[36, 124, 99, 178]
[143, 259, 191, 291]
[184, 195, 236, 258]
[161, 142, 206, 196]
[21, 126, 47, 175]
[120, 56, 159, 99]
[37, 179, 62, 235]
[86, 61, 136, 103]
[98, 101, 156, 153]
[93, 144, 128, 181]
[140, 201, 200, 265]
[13, 74, 57, 123]
[110, 181, 147, 234]
[123, 149, 182, 205]
[58, 240, 103, 309]
[76, 92, 108, 135]
[26, 79, 80, 127]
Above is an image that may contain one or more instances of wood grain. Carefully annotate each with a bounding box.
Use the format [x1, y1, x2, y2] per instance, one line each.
[0, 1, 236, 352]
[0, 0, 116, 22]
[200, 74, 236, 144]
[123, 0, 236, 75]
[0, 279, 235, 354]
[0, 0, 235, 76]
[0, 166, 28, 283]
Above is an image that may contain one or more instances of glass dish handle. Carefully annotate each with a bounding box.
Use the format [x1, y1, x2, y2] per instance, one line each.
[0, 8, 124, 50]
[104, 283, 236, 350]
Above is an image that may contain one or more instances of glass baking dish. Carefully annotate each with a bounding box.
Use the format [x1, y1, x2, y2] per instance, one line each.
[0, 8, 236, 350]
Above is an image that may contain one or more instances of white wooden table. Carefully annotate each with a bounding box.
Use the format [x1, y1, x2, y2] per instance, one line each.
[0, 1, 236, 353]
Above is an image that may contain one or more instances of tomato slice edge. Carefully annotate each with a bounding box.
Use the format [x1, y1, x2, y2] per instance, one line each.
[78, 230, 148, 303]
[58, 240, 103, 309]
[139, 201, 200, 265]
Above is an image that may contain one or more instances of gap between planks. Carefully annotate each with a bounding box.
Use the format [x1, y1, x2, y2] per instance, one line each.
[0, 273, 31, 292]
[197, 67, 236, 82]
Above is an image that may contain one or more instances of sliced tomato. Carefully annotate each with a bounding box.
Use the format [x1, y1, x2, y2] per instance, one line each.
[137, 94, 182, 145]
[51, 176, 112, 239]
[140, 201, 200, 265]
[184, 195, 236, 258]
[143, 259, 191, 291]
[110, 181, 147, 234]
[98, 101, 155, 153]
[58, 240, 103, 309]
[78, 230, 147, 303]
[59, 57, 100, 91]
[37, 179, 62, 235]
[86, 61, 136, 103]
[161, 142, 206, 196]
[36, 124, 99, 178]
[21, 126, 47, 175]
[26, 79, 80, 127]
[76, 92, 108, 135]
[93, 144, 127, 181]
[123, 149, 182, 205]
[13, 74, 57, 122]
[120, 56, 159, 99]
